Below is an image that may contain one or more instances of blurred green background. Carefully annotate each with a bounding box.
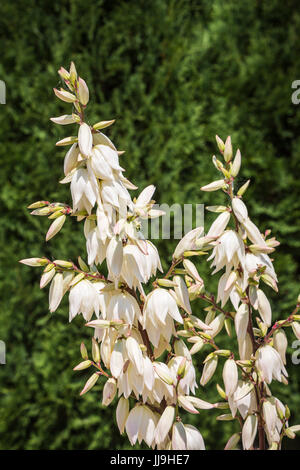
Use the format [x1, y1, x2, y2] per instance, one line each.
[0, 0, 300, 450]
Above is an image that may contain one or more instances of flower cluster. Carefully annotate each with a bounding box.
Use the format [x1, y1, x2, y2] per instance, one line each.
[20, 64, 300, 450]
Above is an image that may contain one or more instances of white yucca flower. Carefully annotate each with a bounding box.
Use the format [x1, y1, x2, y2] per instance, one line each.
[100, 179, 132, 213]
[273, 328, 288, 364]
[173, 275, 192, 315]
[255, 345, 288, 384]
[234, 303, 249, 343]
[70, 168, 98, 214]
[133, 184, 155, 217]
[222, 358, 238, 397]
[69, 279, 100, 321]
[208, 230, 245, 274]
[168, 356, 197, 395]
[256, 289, 272, 326]
[154, 406, 175, 446]
[63, 143, 79, 176]
[78, 122, 93, 157]
[245, 252, 277, 283]
[118, 243, 162, 292]
[49, 272, 64, 312]
[232, 197, 248, 223]
[84, 219, 108, 266]
[173, 226, 203, 259]
[242, 414, 258, 450]
[116, 397, 129, 434]
[171, 422, 205, 450]
[142, 288, 183, 347]
[88, 146, 114, 181]
[102, 378, 117, 406]
[200, 355, 218, 386]
[264, 398, 285, 446]
[184, 424, 205, 450]
[125, 405, 157, 447]
[172, 422, 187, 450]
[206, 211, 230, 238]
[242, 217, 268, 248]
[229, 380, 256, 419]
[107, 290, 141, 325]
[126, 336, 144, 376]
[110, 339, 125, 379]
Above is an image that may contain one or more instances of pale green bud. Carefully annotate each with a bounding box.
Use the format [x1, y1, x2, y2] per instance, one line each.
[237, 179, 250, 196]
[54, 260, 73, 269]
[78, 256, 89, 272]
[217, 413, 234, 421]
[215, 135, 225, 152]
[80, 342, 88, 360]
[216, 383, 227, 400]
[223, 136, 232, 162]
[56, 136, 78, 146]
[285, 428, 296, 439]
[157, 278, 178, 287]
[77, 77, 89, 105]
[73, 360, 92, 371]
[80, 372, 99, 395]
[27, 201, 48, 209]
[93, 120, 115, 130]
[92, 338, 101, 363]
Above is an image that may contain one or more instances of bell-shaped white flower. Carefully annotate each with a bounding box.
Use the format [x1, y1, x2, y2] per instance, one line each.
[206, 211, 230, 238]
[230, 380, 256, 419]
[63, 143, 79, 176]
[71, 168, 98, 214]
[223, 358, 238, 397]
[116, 397, 129, 434]
[257, 289, 272, 326]
[107, 290, 141, 325]
[256, 345, 288, 384]
[88, 146, 114, 181]
[184, 424, 205, 450]
[49, 272, 64, 312]
[232, 197, 248, 223]
[155, 406, 175, 446]
[208, 230, 245, 274]
[78, 122, 92, 157]
[69, 279, 100, 321]
[125, 405, 157, 447]
[173, 226, 203, 259]
[142, 288, 183, 348]
[273, 329, 288, 364]
[168, 356, 197, 395]
[102, 378, 117, 406]
[242, 414, 258, 450]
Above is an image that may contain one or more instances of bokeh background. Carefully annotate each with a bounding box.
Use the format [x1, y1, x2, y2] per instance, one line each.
[0, 0, 300, 450]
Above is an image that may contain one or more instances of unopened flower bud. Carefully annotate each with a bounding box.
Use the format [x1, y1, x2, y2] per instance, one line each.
[46, 215, 66, 241]
[53, 88, 77, 103]
[102, 378, 117, 406]
[93, 120, 115, 130]
[215, 135, 225, 152]
[80, 342, 88, 360]
[201, 179, 226, 192]
[73, 360, 92, 371]
[223, 136, 232, 162]
[80, 372, 99, 395]
[237, 179, 250, 196]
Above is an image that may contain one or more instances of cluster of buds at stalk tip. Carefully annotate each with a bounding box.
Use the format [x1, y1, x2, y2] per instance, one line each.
[19, 63, 300, 450]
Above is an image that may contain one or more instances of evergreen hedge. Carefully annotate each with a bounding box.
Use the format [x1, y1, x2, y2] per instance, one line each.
[0, 0, 299, 449]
